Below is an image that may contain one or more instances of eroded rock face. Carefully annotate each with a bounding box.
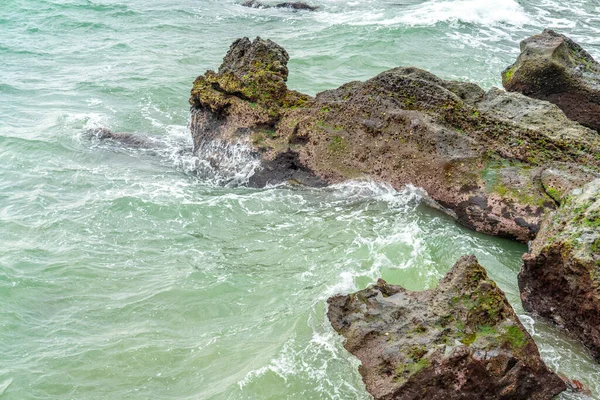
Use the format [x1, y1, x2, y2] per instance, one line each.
[189, 37, 316, 184]
[189, 37, 600, 241]
[519, 179, 600, 360]
[327, 255, 566, 400]
[502, 29, 600, 132]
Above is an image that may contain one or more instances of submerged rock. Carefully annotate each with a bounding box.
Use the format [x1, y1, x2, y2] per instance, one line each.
[327, 255, 566, 399]
[190, 37, 600, 241]
[519, 179, 600, 360]
[241, 1, 319, 11]
[502, 29, 600, 132]
[86, 127, 158, 148]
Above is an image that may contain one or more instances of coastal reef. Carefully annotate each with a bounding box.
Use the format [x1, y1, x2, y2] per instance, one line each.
[327, 255, 566, 399]
[189, 36, 600, 242]
[189, 32, 600, 397]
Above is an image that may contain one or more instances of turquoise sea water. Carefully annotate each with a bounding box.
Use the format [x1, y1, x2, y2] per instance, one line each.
[1, 0, 600, 398]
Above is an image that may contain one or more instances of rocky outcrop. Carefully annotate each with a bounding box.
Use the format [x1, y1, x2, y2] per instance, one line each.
[188, 35, 600, 393]
[189, 37, 600, 242]
[519, 179, 600, 360]
[241, 1, 319, 11]
[327, 255, 566, 399]
[502, 29, 600, 132]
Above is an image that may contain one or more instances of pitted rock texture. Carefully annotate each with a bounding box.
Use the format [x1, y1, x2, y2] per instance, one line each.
[502, 29, 600, 132]
[327, 255, 566, 400]
[190, 37, 600, 241]
[520, 179, 600, 360]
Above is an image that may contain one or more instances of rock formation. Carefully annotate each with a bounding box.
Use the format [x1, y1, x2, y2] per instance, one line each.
[519, 179, 600, 360]
[502, 29, 600, 132]
[189, 36, 600, 242]
[189, 36, 600, 375]
[86, 127, 158, 148]
[241, 1, 319, 11]
[327, 255, 566, 399]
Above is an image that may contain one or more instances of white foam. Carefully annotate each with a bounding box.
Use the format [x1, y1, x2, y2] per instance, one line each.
[382, 0, 531, 27]
[323, 270, 358, 299]
[86, 98, 103, 107]
[312, 0, 531, 27]
[189, 139, 260, 187]
[327, 180, 424, 207]
[65, 112, 110, 132]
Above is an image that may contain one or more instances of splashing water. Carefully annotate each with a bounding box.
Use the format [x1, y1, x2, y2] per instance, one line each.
[1, 0, 600, 399]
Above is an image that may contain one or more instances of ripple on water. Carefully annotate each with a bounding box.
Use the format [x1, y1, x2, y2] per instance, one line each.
[1, 0, 600, 398]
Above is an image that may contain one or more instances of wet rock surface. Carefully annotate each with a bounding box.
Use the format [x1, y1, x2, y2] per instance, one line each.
[327, 255, 566, 400]
[502, 29, 600, 132]
[241, 1, 318, 11]
[188, 34, 600, 391]
[189, 37, 600, 241]
[86, 127, 160, 148]
[519, 179, 600, 360]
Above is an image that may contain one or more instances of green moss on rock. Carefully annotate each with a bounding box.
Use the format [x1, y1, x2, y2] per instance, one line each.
[328, 255, 564, 399]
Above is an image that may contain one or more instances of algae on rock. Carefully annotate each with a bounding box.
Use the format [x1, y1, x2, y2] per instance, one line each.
[189, 37, 600, 242]
[327, 255, 566, 400]
[503, 29, 600, 132]
[520, 179, 600, 360]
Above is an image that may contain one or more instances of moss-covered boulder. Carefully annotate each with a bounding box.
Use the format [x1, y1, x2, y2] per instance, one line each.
[520, 179, 600, 360]
[189, 36, 309, 150]
[502, 29, 600, 132]
[189, 37, 600, 241]
[327, 255, 566, 399]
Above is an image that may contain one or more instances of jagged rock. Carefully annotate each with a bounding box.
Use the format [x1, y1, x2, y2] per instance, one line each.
[241, 1, 319, 11]
[502, 29, 600, 132]
[189, 37, 600, 241]
[190, 37, 314, 185]
[519, 179, 600, 360]
[327, 255, 566, 400]
[189, 37, 309, 145]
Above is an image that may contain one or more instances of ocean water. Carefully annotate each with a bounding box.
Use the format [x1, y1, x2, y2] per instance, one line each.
[1, 0, 600, 398]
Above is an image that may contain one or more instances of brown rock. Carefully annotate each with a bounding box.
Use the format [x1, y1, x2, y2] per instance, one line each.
[502, 29, 600, 132]
[241, 1, 319, 11]
[189, 37, 600, 241]
[327, 255, 566, 399]
[519, 178, 600, 360]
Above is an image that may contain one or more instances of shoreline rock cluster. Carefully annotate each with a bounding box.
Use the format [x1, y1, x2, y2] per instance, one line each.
[190, 36, 600, 242]
[187, 30, 600, 398]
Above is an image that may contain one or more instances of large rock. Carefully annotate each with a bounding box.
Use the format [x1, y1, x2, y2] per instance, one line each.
[327, 255, 566, 399]
[502, 29, 600, 132]
[189, 37, 600, 241]
[519, 179, 600, 360]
